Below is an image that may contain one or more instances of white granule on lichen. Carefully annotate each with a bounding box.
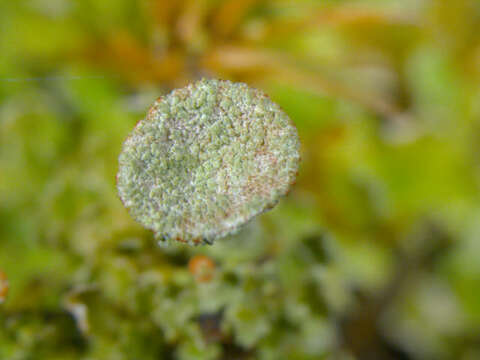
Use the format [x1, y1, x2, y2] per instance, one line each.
[117, 79, 300, 245]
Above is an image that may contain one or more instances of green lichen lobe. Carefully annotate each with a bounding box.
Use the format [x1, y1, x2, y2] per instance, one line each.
[117, 79, 300, 245]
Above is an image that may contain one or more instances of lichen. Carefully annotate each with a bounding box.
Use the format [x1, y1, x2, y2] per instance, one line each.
[117, 79, 300, 245]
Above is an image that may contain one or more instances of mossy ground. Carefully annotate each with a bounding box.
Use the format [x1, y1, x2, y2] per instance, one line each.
[1, 1, 480, 359]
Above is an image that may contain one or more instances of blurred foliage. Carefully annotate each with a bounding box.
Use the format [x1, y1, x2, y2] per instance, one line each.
[1, 0, 480, 359]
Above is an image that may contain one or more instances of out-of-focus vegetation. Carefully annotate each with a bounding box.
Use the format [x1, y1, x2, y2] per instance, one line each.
[1, 0, 480, 359]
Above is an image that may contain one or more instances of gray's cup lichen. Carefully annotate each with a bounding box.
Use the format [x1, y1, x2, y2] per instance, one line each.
[117, 79, 300, 245]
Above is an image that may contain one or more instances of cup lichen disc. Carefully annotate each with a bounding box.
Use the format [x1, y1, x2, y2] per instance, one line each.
[117, 79, 300, 245]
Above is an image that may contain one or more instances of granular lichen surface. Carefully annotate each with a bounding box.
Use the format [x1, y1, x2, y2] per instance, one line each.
[117, 79, 300, 245]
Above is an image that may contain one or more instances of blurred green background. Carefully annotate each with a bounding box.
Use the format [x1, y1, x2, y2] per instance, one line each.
[1, 0, 480, 359]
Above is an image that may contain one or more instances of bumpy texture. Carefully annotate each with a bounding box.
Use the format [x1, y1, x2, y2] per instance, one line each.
[117, 79, 300, 245]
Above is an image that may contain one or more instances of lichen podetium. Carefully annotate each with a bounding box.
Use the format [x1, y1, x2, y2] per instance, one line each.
[117, 79, 300, 245]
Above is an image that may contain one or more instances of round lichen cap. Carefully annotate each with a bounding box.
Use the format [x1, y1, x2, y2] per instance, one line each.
[117, 79, 300, 245]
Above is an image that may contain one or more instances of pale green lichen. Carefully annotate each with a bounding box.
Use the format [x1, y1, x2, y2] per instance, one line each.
[117, 79, 300, 245]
